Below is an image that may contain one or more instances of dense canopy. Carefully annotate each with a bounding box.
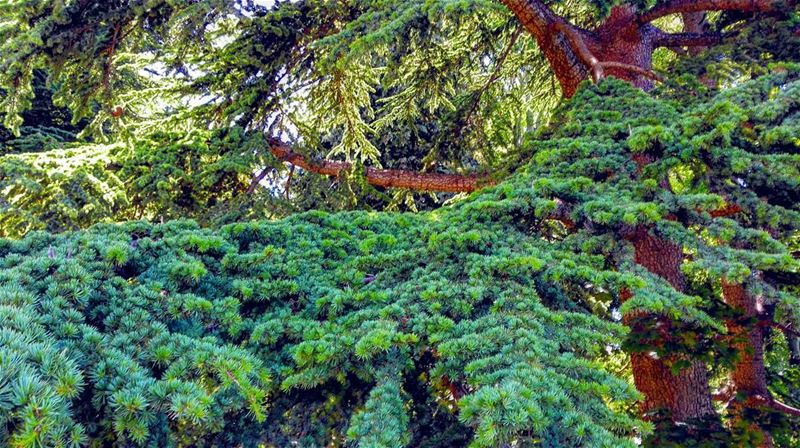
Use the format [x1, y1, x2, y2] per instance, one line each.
[1, 1, 799, 447]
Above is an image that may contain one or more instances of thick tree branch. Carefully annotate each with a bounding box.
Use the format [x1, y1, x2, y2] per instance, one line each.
[653, 32, 723, 48]
[267, 141, 492, 193]
[639, 0, 796, 25]
[554, 21, 604, 82]
[499, 0, 590, 96]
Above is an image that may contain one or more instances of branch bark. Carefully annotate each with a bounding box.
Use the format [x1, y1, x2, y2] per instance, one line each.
[554, 20, 665, 84]
[753, 395, 800, 417]
[554, 20, 604, 82]
[653, 32, 723, 48]
[499, 0, 590, 96]
[267, 141, 492, 193]
[600, 61, 664, 82]
[639, 0, 796, 25]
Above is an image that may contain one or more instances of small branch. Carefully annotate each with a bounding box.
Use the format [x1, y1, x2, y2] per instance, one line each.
[753, 395, 800, 417]
[284, 164, 295, 199]
[760, 319, 800, 338]
[268, 140, 493, 193]
[246, 168, 270, 194]
[771, 399, 800, 417]
[462, 27, 522, 129]
[639, 0, 796, 25]
[599, 62, 665, 83]
[102, 24, 122, 91]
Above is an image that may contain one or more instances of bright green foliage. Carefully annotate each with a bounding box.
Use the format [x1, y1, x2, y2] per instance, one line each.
[0, 0, 586, 213]
[0, 127, 280, 237]
[1, 1, 796, 221]
[2, 70, 799, 446]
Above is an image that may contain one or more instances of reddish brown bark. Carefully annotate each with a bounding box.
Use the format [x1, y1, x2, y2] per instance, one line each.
[500, 1, 796, 97]
[624, 227, 718, 424]
[268, 141, 493, 193]
[639, 0, 796, 25]
[265, 1, 794, 193]
[499, 0, 590, 96]
[721, 281, 774, 447]
[498, 2, 729, 96]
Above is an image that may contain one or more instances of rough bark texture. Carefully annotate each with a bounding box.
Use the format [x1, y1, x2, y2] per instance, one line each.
[268, 142, 492, 193]
[501, 1, 795, 97]
[498, 2, 731, 97]
[722, 281, 774, 448]
[625, 226, 718, 423]
[499, 0, 589, 96]
[639, 0, 797, 24]
[681, 12, 709, 55]
[590, 6, 659, 91]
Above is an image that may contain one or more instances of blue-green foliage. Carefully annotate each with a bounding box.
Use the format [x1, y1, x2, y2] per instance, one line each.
[2, 70, 800, 447]
[0, 210, 637, 447]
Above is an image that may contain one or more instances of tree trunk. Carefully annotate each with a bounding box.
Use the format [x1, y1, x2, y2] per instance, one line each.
[722, 281, 774, 448]
[590, 6, 659, 91]
[625, 227, 718, 426]
[493, 2, 796, 442]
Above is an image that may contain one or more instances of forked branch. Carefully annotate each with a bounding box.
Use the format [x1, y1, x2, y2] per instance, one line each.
[554, 21, 664, 84]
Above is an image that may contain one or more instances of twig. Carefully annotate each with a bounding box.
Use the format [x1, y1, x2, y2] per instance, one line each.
[462, 27, 522, 128]
[246, 168, 270, 194]
[284, 165, 295, 199]
[600, 62, 665, 83]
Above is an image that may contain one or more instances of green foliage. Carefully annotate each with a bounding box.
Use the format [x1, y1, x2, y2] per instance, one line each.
[0, 0, 575, 212]
[1, 70, 799, 446]
[0, 127, 281, 237]
[1, 1, 800, 447]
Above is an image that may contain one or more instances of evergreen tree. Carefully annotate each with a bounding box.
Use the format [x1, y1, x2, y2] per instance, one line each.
[0, 1, 799, 447]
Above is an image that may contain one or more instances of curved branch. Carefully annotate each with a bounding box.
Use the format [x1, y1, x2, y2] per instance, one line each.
[553, 22, 665, 84]
[599, 62, 665, 82]
[499, 0, 591, 96]
[639, 0, 796, 25]
[267, 141, 493, 193]
[753, 395, 800, 417]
